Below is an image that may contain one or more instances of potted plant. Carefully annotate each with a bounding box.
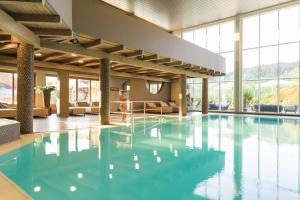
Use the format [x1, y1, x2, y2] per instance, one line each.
[35, 85, 56, 114]
[243, 89, 254, 112]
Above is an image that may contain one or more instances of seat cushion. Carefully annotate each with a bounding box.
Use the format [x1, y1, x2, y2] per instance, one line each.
[160, 102, 168, 107]
[146, 102, 157, 108]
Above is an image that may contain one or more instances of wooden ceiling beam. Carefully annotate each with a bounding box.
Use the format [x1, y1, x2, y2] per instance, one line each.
[123, 50, 143, 57]
[80, 60, 100, 67]
[11, 14, 61, 23]
[174, 64, 192, 69]
[81, 39, 102, 49]
[0, 34, 11, 42]
[105, 45, 124, 53]
[0, 0, 42, 4]
[0, 8, 40, 46]
[0, 42, 17, 51]
[30, 28, 72, 36]
[40, 40, 209, 78]
[139, 54, 158, 61]
[153, 58, 171, 64]
[40, 52, 65, 62]
[165, 61, 182, 66]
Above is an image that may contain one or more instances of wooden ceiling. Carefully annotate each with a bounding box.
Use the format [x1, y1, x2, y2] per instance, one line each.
[0, 0, 225, 81]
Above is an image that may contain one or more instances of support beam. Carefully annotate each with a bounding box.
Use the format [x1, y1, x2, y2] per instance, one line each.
[202, 78, 208, 114]
[11, 14, 61, 23]
[0, 42, 17, 50]
[58, 71, 69, 117]
[123, 50, 143, 57]
[40, 39, 207, 78]
[165, 61, 182, 66]
[154, 58, 171, 64]
[17, 43, 34, 134]
[0, 8, 40, 46]
[234, 15, 242, 113]
[0, 34, 11, 42]
[30, 28, 72, 36]
[82, 39, 102, 49]
[139, 54, 158, 61]
[179, 74, 187, 116]
[100, 58, 110, 125]
[40, 52, 65, 61]
[105, 45, 124, 53]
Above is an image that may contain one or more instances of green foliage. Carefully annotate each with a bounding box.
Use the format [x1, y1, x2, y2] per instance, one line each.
[35, 85, 56, 93]
[243, 89, 254, 106]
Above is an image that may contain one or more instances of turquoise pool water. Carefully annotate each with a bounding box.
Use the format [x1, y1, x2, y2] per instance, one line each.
[0, 115, 300, 199]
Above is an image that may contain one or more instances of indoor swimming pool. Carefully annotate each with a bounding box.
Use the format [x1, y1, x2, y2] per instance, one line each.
[0, 114, 299, 199]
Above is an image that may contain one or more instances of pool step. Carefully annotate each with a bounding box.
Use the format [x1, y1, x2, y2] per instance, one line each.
[0, 172, 32, 200]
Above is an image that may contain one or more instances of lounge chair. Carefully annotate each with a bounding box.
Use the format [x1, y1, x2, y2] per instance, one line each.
[284, 105, 298, 113]
[77, 102, 100, 115]
[0, 103, 48, 118]
[168, 101, 179, 113]
[69, 103, 86, 116]
[254, 104, 283, 113]
[146, 102, 172, 114]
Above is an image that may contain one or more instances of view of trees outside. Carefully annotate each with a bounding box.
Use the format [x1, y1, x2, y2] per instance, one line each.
[91, 80, 100, 102]
[46, 76, 59, 104]
[0, 72, 13, 104]
[78, 79, 90, 102]
[183, 21, 235, 111]
[187, 78, 202, 110]
[69, 78, 76, 104]
[242, 5, 300, 113]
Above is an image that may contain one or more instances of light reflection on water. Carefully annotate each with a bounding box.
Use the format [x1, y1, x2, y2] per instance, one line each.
[0, 115, 300, 200]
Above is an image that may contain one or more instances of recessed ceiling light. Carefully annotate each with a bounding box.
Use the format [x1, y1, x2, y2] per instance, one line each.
[35, 53, 42, 57]
[78, 60, 84, 64]
[71, 53, 77, 57]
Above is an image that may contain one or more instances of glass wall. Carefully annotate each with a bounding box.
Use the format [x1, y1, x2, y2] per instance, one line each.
[183, 21, 235, 111]
[68, 78, 100, 104]
[69, 78, 77, 104]
[242, 5, 300, 114]
[91, 80, 100, 102]
[46, 76, 58, 104]
[187, 78, 202, 110]
[0, 72, 14, 104]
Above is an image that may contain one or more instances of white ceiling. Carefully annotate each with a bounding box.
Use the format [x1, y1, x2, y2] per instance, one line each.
[100, 0, 293, 30]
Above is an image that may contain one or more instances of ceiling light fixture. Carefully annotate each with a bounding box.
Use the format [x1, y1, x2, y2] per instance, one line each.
[35, 53, 42, 57]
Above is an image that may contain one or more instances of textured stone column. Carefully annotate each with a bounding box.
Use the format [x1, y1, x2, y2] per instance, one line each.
[17, 43, 34, 134]
[179, 74, 187, 116]
[35, 71, 46, 108]
[100, 58, 110, 125]
[202, 78, 208, 114]
[58, 71, 69, 117]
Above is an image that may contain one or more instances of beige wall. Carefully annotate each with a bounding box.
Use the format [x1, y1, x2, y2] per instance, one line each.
[171, 79, 180, 106]
[109, 77, 171, 109]
[35, 71, 46, 108]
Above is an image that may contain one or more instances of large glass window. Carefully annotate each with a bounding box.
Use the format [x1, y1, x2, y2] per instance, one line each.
[183, 20, 235, 112]
[46, 76, 58, 104]
[69, 78, 77, 104]
[187, 78, 202, 110]
[0, 72, 13, 104]
[242, 4, 300, 114]
[91, 80, 100, 102]
[78, 79, 90, 102]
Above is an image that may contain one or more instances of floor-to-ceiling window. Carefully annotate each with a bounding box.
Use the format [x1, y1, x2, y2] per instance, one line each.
[242, 5, 300, 114]
[183, 20, 235, 112]
[0, 72, 18, 104]
[187, 78, 202, 110]
[46, 76, 58, 104]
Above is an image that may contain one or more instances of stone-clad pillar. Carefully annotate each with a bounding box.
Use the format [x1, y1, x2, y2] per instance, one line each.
[179, 74, 187, 116]
[100, 58, 110, 125]
[202, 78, 208, 114]
[58, 71, 69, 117]
[17, 43, 34, 134]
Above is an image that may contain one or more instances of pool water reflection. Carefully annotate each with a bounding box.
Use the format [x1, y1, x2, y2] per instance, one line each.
[0, 115, 300, 199]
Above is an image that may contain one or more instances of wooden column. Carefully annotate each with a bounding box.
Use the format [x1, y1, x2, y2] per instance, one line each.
[202, 78, 208, 114]
[179, 74, 187, 116]
[17, 43, 34, 134]
[100, 58, 110, 125]
[58, 71, 69, 117]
